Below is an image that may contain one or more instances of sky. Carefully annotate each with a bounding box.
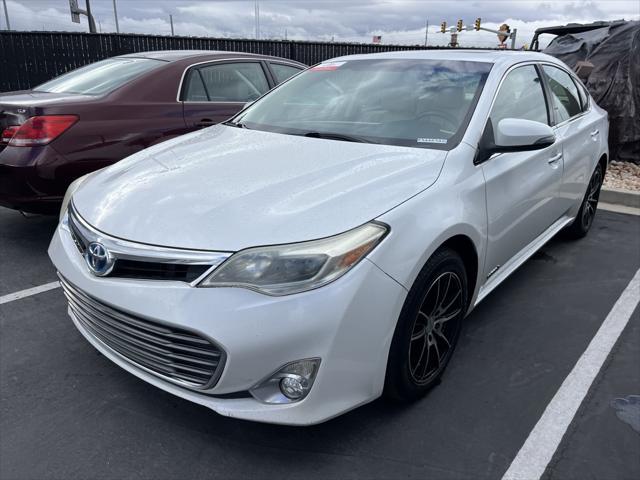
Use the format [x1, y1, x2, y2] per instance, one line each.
[2, 0, 639, 49]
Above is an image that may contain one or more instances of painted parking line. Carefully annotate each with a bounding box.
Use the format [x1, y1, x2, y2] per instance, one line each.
[502, 268, 640, 480]
[0, 281, 61, 305]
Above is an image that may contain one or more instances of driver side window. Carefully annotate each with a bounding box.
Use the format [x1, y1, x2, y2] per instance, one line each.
[490, 65, 549, 130]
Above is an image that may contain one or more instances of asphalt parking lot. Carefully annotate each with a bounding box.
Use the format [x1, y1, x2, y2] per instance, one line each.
[1, 206, 639, 480]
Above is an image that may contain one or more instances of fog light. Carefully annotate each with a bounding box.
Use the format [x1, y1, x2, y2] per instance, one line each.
[280, 375, 308, 400]
[250, 358, 320, 404]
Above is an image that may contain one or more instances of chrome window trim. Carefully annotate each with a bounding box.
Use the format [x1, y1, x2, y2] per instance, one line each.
[550, 106, 590, 129]
[176, 57, 304, 103]
[65, 203, 232, 269]
[538, 62, 591, 128]
[181, 100, 247, 105]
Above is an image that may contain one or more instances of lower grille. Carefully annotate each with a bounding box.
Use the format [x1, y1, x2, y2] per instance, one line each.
[60, 276, 224, 389]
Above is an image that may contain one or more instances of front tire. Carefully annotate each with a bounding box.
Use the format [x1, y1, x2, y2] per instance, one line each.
[566, 163, 603, 239]
[384, 248, 468, 402]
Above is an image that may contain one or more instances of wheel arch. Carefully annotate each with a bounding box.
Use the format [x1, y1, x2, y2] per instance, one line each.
[598, 153, 608, 175]
[435, 234, 479, 309]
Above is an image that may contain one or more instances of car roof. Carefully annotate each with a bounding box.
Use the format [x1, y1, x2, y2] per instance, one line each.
[327, 49, 562, 67]
[117, 50, 300, 63]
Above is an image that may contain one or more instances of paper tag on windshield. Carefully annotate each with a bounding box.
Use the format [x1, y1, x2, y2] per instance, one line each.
[417, 138, 448, 144]
[311, 61, 346, 71]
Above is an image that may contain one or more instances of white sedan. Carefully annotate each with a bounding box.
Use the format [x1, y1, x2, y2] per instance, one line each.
[49, 50, 609, 425]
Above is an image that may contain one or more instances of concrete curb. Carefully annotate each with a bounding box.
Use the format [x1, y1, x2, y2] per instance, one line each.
[600, 187, 640, 208]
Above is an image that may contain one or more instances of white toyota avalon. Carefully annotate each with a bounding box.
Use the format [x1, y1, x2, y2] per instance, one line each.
[49, 50, 609, 425]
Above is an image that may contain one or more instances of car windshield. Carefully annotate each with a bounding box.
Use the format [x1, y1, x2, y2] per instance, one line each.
[235, 59, 492, 150]
[33, 57, 164, 95]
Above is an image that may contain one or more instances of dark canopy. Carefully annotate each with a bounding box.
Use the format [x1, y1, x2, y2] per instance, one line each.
[543, 21, 639, 163]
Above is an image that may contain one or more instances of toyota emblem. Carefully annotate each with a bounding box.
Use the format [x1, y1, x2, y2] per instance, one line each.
[85, 242, 114, 276]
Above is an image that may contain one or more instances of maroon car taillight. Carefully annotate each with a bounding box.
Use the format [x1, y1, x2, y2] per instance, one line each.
[8, 115, 79, 147]
[1, 125, 20, 144]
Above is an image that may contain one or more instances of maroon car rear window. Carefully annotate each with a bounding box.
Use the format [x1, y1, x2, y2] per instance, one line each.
[33, 58, 164, 96]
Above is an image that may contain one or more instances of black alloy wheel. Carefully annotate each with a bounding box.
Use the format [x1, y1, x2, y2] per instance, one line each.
[385, 248, 468, 401]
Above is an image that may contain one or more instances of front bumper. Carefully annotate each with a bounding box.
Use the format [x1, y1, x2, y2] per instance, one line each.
[48, 221, 407, 425]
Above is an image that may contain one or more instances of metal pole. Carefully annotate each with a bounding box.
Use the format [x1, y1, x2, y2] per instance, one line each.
[424, 19, 428, 46]
[2, 0, 10, 31]
[85, 0, 97, 33]
[254, 0, 260, 39]
[112, 0, 119, 33]
[169, 14, 174, 36]
[511, 28, 517, 49]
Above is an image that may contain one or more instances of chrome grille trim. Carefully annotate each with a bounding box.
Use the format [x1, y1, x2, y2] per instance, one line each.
[60, 275, 226, 390]
[64, 204, 231, 283]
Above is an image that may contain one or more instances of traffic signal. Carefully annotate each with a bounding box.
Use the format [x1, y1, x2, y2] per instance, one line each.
[456, 19, 463, 32]
[440, 22, 447, 33]
[474, 17, 481, 31]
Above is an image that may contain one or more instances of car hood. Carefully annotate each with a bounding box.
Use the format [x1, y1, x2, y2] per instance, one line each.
[73, 126, 446, 251]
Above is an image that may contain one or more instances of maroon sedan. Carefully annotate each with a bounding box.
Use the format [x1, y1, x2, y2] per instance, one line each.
[0, 50, 305, 213]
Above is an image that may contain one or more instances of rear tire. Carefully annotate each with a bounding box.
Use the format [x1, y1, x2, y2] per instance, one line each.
[566, 163, 603, 239]
[384, 248, 468, 402]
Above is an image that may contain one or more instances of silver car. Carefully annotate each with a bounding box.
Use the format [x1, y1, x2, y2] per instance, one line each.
[50, 50, 609, 424]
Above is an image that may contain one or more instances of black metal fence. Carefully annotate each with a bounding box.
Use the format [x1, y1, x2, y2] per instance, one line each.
[0, 31, 431, 92]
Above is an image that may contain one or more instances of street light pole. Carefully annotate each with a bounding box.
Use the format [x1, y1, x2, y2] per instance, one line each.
[2, 0, 10, 31]
[255, 0, 260, 39]
[169, 14, 174, 36]
[112, 0, 119, 33]
[85, 0, 97, 33]
[424, 19, 428, 46]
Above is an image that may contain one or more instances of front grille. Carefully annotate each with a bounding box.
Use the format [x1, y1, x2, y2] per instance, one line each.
[68, 208, 215, 283]
[110, 259, 210, 282]
[60, 276, 225, 389]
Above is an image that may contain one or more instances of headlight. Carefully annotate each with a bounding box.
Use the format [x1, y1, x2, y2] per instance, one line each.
[59, 173, 91, 222]
[198, 222, 388, 295]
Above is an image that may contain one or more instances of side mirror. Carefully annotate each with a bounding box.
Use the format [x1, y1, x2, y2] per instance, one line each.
[475, 118, 555, 164]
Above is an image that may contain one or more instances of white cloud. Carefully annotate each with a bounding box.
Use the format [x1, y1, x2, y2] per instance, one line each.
[3, 0, 639, 48]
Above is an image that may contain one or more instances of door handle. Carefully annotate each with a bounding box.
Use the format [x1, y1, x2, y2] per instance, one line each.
[590, 129, 599, 136]
[196, 118, 216, 127]
[548, 152, 563, 165]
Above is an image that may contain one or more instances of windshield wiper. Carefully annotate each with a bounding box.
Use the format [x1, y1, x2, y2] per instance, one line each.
[300, 131, 369, 143]
[222, 120, 248, 129]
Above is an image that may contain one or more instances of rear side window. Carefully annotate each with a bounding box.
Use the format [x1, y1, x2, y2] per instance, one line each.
[193, 62, 269, 102]
[34, 58, 164, 96]
[542, 65, 582, 123]
[270, 63, 303, 84]
[490, 65, 549, 129]
[183, 71, 209, 101]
